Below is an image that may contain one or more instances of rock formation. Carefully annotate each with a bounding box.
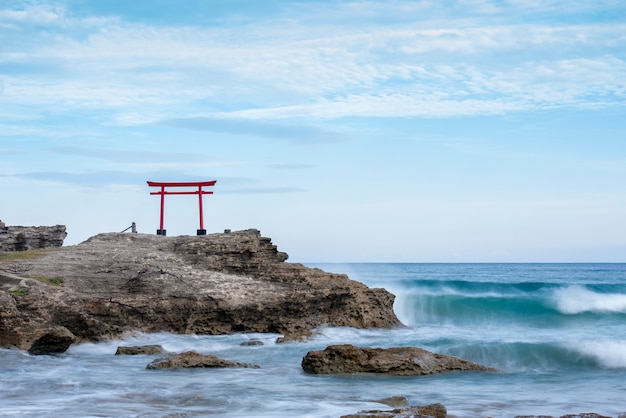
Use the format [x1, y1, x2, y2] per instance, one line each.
[146, 351, 260, 369]
[115, 345, 165, 355]
[301, 344, 496, 376]
[341, 403, 447, 418]
[240, 339, 264, 346]
[0, 229, 401, 354]
[0, 225, 67, 252]
[515, 414, 612, 418]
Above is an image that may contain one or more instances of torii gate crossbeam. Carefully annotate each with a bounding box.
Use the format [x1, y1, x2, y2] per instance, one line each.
[147, 180, 216, 236]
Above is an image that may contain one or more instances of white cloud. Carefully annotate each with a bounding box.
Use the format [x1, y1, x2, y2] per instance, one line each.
[159, 117, 347, 143]
[1, 1, 625, 120]
[0, 148, 23, 155]
[0, 3, 64, 24]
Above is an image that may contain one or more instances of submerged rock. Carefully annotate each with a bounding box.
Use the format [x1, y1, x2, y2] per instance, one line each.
[240, 339, 264, 346]
[146, 351, 260, 369]
[301, 344, 496, 376]
[0, 229, 401, 353]
[115, 344, 165, 355]
[341, 403, 447, 418]
[373, 396, 409, 408]
[515, 414, 612, 418]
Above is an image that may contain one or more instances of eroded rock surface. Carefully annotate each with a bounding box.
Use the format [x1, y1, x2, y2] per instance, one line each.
[0, 230, 401, 354]
[341, 403, 447, 418]
[515, 414, 612, 418]
[146, 351, 260, 369]
[0, 225, 67, 252]
[301, 344, 496, 376]
[116, 345, 165, 355]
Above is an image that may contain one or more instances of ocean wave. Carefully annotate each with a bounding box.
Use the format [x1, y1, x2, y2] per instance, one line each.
[552, 285, 626, 314]
[570, 341, 626, 369]
[394, 291, 554, 326]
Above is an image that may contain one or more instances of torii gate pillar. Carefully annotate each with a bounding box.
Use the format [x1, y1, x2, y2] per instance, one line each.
[147, 180, 217, 236]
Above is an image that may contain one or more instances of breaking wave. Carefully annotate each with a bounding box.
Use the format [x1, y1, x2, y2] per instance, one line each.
[552, 285, 626, 314]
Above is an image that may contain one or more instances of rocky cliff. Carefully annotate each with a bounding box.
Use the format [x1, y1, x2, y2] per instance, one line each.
[0, 225, 67, 253]
[0, 229, 401, 354]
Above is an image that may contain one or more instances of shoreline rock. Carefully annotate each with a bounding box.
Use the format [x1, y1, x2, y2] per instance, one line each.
[146, 351, 260, 369]
[342, 406, 615, 418]
[115, 344, 165, 355]
[341, 403, 447, 418]
[301, 344, 496, 376]
[0, 229, 401, 354]
[515, 414, 612, 418]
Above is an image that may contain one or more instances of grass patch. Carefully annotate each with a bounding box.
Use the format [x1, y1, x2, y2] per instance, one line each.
[33, 276, 64, 286]
[48, 276, 64, 285]
[0, 248, 59, 262]
[9, 288, 29, 296]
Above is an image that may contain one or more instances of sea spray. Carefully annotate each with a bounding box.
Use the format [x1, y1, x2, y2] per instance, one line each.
[569, 340, 626, 369]
[552, 284, 626, 314]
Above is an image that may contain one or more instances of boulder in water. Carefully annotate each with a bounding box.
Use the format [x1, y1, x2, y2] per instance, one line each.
[116, 344, 165, 355]
[301, 344, 496, 376]
[341, 402, 447, 418]
[146, 351, 260, 369]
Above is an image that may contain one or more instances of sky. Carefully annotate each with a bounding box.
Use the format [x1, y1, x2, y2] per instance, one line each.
[1, 0, 625, 262]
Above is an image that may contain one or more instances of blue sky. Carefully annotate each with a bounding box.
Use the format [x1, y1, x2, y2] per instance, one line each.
[1, 0, 625, 262]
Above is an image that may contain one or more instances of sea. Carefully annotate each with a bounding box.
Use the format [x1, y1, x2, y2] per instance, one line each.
[1, 263, 626, 418]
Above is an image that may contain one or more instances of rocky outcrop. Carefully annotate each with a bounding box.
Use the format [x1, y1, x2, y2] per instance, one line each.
[146, 351, 260, 369]
[0, 225, 67, 252]
[240, 339, 264, 346]
[301, 344, 496, 376]
[0, 229, 401, 354]
[374, 397, 410, 408]
[341, 403, 447, 418]
[116, 345, 165, 355]
[515, 414, 612, 418]
[0, 286, 77, 354]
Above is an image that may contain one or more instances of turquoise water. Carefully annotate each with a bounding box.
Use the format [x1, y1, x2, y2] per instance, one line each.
[1, 263, 625, 417]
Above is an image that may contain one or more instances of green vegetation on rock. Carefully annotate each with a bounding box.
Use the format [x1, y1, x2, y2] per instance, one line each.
[33, 276, 64, 286]
[0, 248, 59, 262]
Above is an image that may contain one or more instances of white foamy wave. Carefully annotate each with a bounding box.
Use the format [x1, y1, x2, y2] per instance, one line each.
[66, 332, 281, 356]
[574, 341, 626, 369]
[552, 285, 626, 314]
[66, 340, 122, 355]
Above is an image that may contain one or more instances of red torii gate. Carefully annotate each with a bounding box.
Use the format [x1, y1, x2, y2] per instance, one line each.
[147, 180, 216, 236]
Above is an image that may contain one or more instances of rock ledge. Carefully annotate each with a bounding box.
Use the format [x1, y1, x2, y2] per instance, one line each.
[0, 230, 401, 354]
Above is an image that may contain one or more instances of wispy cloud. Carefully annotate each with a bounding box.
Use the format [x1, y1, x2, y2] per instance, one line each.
[0, 3, 65, 25]
[267, 163, 314, 170]
[52, 145, 213, 164]
[3, 170, 305, 194]
[1, 0, 624, 123]
[219, 187, 306, 194]
[0, 148, 24, 155]
[212, 176, 307, 194]
[159, 117, 346, 144]
[3, 170, 152, 189]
